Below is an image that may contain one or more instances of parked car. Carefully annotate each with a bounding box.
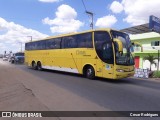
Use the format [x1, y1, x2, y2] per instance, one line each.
[11, 52, 24, 64]
[8, 54, 14, 62]
[0, 54, 3, 58]
[8, 53, 14, 62]
[2, 55, 9, 61]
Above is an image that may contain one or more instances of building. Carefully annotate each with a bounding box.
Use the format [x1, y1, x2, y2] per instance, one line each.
[130, 32, 160, 70]
[120, 23, 160, 71]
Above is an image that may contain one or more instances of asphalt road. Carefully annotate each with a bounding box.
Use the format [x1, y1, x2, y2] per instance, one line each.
[13, 61, 160, 111]
[0, 59, 160, 120]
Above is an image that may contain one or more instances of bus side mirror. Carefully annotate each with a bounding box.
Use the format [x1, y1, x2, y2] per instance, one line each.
[132, 42, 143, 52]
[114, 39, 123, 52]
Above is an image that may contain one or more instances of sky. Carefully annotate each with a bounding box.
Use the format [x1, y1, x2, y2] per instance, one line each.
[0, 0, 160, 54]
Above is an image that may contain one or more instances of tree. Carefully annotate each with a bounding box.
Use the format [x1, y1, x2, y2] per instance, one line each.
[144, 54, 157, 71]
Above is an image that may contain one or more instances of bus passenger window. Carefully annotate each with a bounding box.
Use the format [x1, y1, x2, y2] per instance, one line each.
[77, 32, 93, 48]
[63, 36, 77, 48]
[46, 38, 61, 49]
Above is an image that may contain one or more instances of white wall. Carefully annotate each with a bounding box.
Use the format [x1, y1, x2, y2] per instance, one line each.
[143, 59, 160, 71]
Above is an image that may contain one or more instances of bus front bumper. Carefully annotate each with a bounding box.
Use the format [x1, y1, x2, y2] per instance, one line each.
[114, 71, 135, 79]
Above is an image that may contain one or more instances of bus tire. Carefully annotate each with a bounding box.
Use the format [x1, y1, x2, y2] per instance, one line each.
[85, 66, 95, 79]
[37, 61, 43, 71]
[32, 61, 37, 70]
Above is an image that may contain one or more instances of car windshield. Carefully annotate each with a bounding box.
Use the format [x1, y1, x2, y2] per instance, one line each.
[15, 53, 24, 56]
[111, 30, 134, 65]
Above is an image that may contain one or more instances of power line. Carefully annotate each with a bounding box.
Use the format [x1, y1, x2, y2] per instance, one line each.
[81, 0, 94, 29]
[81, 0, 90, 18]
[81, 0, 87, 11]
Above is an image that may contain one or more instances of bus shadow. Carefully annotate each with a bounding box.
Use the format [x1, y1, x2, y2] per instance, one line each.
[28, 68, 160, 92]
[27, 67, 136, 85]
[39, 68, 84, 78]
[94, 77, 134, 84]
[38, 68, 134, 84]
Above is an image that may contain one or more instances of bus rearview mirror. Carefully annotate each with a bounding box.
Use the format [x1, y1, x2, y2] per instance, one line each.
[114, 39, 123, 52]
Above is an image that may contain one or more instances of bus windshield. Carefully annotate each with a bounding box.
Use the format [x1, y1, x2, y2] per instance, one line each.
[111, 31, 134, 66]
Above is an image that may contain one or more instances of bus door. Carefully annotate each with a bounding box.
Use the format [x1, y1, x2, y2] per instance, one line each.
[102, 63, 114, 79]
[96, 56, 114, 78]
[94, 31, 114, 79]
[96, 58, 103, 77]
[101, 42, 114, 79]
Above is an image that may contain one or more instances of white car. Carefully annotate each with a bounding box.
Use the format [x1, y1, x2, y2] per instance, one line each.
[0, 54, 3, 58]
[2, 55, 8, 61]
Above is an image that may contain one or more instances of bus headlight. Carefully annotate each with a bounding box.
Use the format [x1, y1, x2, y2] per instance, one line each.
[116, 69, 124, 72]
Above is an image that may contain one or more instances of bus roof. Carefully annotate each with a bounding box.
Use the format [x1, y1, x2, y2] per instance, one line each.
[26, 28, 112, 43]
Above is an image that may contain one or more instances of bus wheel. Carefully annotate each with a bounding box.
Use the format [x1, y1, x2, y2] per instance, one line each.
[86, 66, 95, 79]
[32, 61, 37, 70]
[37, 62, 43, 71]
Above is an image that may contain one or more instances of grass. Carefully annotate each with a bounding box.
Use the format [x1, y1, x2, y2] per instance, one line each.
[153, 71, 160, 78]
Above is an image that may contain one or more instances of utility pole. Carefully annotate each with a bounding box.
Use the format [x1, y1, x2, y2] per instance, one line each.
[17, 42, 22, 52]
[86, 11, 94, 29]
[21, 42, 22, 52]
[158, 50, 159, 71]
[27, 36, 32, 42]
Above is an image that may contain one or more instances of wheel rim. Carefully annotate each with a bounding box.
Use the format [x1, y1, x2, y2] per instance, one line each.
[37, 63, 42, 70]
[32, 62, 37, 69]
[87, 68, 92, 76]
[34, 63, 36, 68]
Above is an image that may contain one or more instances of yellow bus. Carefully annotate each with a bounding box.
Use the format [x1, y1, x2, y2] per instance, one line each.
[25, 29, 135, 79]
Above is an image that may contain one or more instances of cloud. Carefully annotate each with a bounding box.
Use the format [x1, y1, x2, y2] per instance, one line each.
[0, 17, 48, 53]
[121, 0, 160, 25]
[110, 1, 123, 14]
[38, 0, 61, 3]
[42, 4, 84, 34]
[95, 15, 117, 28]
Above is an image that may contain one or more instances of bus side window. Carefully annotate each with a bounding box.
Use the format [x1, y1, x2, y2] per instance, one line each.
[46, 38, 61, 49]
[77, 32, 92, 48]
[46, 39, 54, 49]
[25, 43, 29, 50]
[31, 42, 36, 50]
[63, 35, 77, 48]
[36, 41, 46, 50]
[54, 38, 61, 49]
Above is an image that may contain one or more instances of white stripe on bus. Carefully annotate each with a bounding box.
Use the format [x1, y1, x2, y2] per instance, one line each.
[42, 65, 79, 73]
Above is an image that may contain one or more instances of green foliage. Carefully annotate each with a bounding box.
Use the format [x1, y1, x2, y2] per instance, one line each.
[153, 71, 160, 78]
[144, 54, 157, 71]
